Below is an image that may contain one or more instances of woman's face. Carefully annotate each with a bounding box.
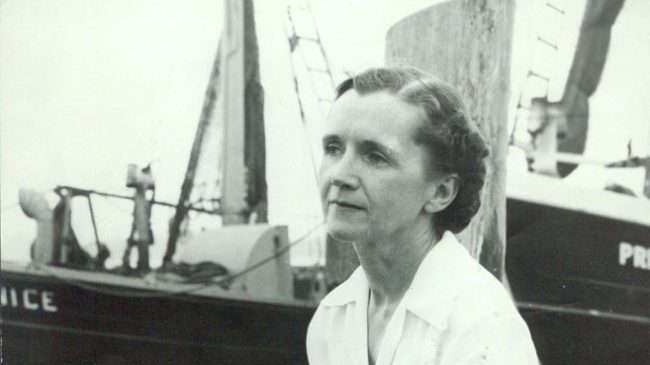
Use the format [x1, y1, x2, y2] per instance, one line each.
[319, 90, 438, 243]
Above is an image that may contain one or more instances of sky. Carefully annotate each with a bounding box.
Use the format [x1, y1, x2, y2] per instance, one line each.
[1, 0, 649, 267]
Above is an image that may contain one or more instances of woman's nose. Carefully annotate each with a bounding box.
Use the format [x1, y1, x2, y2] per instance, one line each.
[331, 175, 358, 188]
[329, 155, 359, 189]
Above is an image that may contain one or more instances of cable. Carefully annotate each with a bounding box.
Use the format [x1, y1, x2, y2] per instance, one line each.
[95, 194, 133, 216]
[510, 1, 568, 144]
[285, 1, 338, 186]
[30, 221, 325, 299]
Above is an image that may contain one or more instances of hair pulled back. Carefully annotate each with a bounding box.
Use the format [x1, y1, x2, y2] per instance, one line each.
[335, 67, 489, 233]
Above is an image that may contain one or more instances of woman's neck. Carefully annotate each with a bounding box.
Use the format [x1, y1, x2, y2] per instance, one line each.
[354, 224, 441, 305]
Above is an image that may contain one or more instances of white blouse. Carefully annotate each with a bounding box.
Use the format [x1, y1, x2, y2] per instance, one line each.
[306, 232, 539, 365]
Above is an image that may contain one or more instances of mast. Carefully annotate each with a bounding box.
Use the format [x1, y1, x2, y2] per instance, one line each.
[220, 0, 247, 225]
[242, 0, 267, 224]
[221, 0, 267, 225]
[163, 0, 266, 263]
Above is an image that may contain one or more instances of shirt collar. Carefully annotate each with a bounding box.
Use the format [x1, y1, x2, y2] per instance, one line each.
[320, 231, 481, 329]
[402, 231, 481, 329]
[320, 265, 367, 307]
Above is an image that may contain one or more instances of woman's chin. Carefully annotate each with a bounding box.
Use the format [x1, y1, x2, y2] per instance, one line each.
[326, 223, 368, 243]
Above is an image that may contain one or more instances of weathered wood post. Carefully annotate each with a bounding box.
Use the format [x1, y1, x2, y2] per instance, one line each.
[385, 0, 516, 280]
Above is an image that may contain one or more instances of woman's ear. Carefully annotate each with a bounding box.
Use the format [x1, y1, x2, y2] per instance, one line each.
[424, 174, 459, 213]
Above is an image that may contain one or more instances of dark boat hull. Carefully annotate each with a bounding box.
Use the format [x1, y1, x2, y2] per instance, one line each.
[1, 265, 316, 365]
[507, 197, 650, 365]
[520, 306, 650, 364]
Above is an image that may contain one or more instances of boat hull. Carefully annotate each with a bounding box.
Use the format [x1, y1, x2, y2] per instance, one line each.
[507, 197, 650, 365]
[1, 265, 316, 365]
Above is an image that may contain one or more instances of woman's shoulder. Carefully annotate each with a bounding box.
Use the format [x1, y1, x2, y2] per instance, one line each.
[441, 262, 539, 362]
[403, 233, 520, 327]
[456, 267, 518, 312]
[442, 258, 525, 334]
[426, 233, 514, 302]
[431, 234, 522, 321]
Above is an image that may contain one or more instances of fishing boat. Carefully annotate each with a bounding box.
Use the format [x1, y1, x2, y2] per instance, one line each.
[2, 248, 314, 364]
[507, 172, 650, 364]
[504, 1, 650, 363]
[1, 1, 319, 364]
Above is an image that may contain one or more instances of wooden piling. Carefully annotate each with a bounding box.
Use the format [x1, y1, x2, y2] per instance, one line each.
[385, 0, 516, 280]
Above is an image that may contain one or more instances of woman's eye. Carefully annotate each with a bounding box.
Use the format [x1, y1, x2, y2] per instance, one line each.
[324, 143, 342, 155]
[366, 152, 389, 166]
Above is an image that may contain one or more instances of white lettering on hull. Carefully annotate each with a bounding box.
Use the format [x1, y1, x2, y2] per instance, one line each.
[1, 286, 58, 312]
[619, 242, 650, 270]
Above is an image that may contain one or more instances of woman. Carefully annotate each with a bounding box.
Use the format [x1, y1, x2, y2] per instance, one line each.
[307, 67, 538, 365]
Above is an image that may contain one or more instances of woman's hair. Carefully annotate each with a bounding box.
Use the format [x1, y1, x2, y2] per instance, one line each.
[335, 66, 489, 234]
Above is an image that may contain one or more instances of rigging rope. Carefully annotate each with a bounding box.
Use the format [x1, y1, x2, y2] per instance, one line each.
[284, 0, 337, 186]
[510, 1, 568, 145]
[96, 194, 134, 216]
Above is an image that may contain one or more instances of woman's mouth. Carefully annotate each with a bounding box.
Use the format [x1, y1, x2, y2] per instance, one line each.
[330, 200, 364, 210]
